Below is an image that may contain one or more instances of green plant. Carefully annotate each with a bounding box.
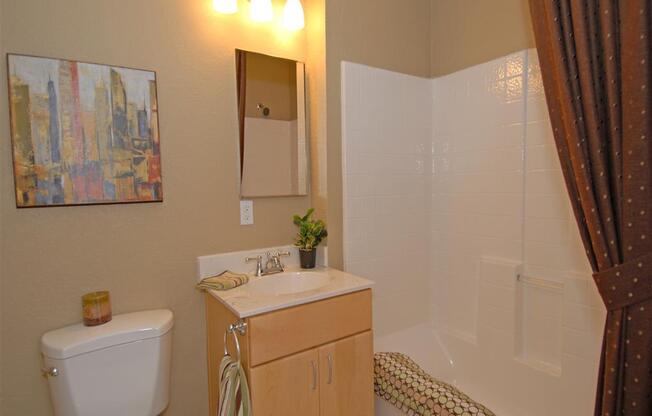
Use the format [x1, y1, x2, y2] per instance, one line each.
[293, 208, 328, 250]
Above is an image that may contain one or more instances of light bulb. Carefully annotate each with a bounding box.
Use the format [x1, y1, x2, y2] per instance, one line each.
[282, 0, 304, 30]
[250, 0, 273, 22]
[213, 0, 238, 14]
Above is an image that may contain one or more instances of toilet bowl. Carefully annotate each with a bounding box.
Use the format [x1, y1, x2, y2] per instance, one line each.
[41, 309, 174, 416]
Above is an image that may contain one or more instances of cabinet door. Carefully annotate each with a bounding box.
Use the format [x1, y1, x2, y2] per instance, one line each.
[249, 347, 320, 416]
[319, 331, 374, 416]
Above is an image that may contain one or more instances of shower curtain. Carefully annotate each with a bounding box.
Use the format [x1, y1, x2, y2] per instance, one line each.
[529, 1, 652, 415]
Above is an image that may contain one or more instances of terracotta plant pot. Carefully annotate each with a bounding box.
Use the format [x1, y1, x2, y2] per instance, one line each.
[299, 248, 317, 269]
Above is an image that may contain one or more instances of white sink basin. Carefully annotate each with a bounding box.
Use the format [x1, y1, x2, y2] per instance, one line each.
[248, 271, 332, 295]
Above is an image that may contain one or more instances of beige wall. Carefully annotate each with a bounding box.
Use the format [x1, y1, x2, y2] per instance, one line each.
[0, 0, 323, 414]
[430, 0, 535, 76]
[325, 0, 432, 268]
[305, 0, 327, 221]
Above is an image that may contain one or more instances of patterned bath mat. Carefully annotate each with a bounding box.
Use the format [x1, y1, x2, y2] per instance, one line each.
[374, 352, 495, 416]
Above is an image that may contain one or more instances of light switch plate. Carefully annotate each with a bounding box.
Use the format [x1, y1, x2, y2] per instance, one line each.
[240, 200, 254, 225]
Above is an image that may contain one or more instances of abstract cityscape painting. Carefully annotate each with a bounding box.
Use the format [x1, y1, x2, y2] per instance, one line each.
[7, 54, 163, 207]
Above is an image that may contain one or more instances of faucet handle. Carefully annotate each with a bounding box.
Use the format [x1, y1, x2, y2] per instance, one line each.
[271, 250, 291, 269]
[245, 255, 264, 276]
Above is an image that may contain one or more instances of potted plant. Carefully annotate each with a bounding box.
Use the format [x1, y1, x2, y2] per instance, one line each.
[293, 208, 328, 269]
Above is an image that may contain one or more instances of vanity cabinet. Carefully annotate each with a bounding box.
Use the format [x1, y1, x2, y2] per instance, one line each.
[318, 331, 374, 415]
[204, 289, 374, 416]
[250, 348, 320, 415]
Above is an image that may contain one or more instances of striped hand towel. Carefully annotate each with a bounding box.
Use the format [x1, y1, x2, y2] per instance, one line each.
[196, 271, 250, 291]
[219, 354, 251, 416]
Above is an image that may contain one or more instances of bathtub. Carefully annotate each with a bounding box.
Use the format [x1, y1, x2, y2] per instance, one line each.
[374, 324, 449, 416]
[374, 324, 519, 416]
[373, 318, 601, 416]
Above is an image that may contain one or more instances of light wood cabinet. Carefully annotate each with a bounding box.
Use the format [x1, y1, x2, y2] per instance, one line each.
[319, 331, 374, 416]
[250, 348, 320, 416]
[205, 289, 373, 416]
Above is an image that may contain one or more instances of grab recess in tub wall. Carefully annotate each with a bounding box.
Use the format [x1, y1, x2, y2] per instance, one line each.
[480, 258, 565, 377]
[515, 270, 564, 376]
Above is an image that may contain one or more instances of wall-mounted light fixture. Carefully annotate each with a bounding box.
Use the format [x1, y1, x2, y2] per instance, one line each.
[250, 0, 274, 22]
[282, 0, 304, 30]
[213, 0, 305, 31]
[213, 0, 238, 14]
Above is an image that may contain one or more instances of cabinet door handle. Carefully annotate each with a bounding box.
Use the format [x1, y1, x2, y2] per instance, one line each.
[327, 354, 333, 384]
[310, 360, 317, 390]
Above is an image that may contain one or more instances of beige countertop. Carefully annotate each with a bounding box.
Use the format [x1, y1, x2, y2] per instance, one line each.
[207, 266, 374, 318]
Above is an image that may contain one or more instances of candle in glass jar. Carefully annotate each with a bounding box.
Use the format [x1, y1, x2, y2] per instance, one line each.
[82, 291, 112, 326]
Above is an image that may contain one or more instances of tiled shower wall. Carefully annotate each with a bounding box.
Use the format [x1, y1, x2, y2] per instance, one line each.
[342, 50, 607, 416]
[430, 50, 606, 415]
[341, 62, 432, 336]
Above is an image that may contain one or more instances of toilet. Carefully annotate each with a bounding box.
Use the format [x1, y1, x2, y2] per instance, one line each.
[40, 309, 174, 416]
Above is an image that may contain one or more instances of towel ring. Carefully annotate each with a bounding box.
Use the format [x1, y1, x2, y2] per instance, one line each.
[223, 321, 247, 363]
[223, 330, 241, 363]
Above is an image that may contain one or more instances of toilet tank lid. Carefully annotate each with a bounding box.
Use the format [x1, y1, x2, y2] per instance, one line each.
[41, 309, 174, 360]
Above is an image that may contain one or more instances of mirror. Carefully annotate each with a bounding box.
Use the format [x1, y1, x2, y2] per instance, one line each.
[236, 50, 308, 197]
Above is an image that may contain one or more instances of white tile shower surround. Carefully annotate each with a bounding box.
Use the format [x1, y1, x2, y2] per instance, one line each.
[342, 52, 606, 416]
[342, 61, 432, 337]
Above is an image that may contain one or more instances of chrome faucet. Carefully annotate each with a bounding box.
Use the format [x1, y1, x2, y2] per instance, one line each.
[245, 255, 265, 276]
[245, 251, 291, 277]
[265, 250, 290, 275]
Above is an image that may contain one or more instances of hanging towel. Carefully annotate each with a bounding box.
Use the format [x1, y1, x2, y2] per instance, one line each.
[197, 271, 250, 291]
[219, 354, 251, 416]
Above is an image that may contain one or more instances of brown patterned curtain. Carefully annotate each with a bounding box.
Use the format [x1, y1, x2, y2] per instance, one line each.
[236, 50, 247, 180]
[529, 1, 652, 415]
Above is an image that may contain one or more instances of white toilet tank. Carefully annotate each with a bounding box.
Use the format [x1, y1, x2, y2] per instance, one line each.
[41, 309, 174, 416]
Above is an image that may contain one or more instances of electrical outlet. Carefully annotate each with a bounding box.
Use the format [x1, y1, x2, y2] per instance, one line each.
[240, 200, 254, 225]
